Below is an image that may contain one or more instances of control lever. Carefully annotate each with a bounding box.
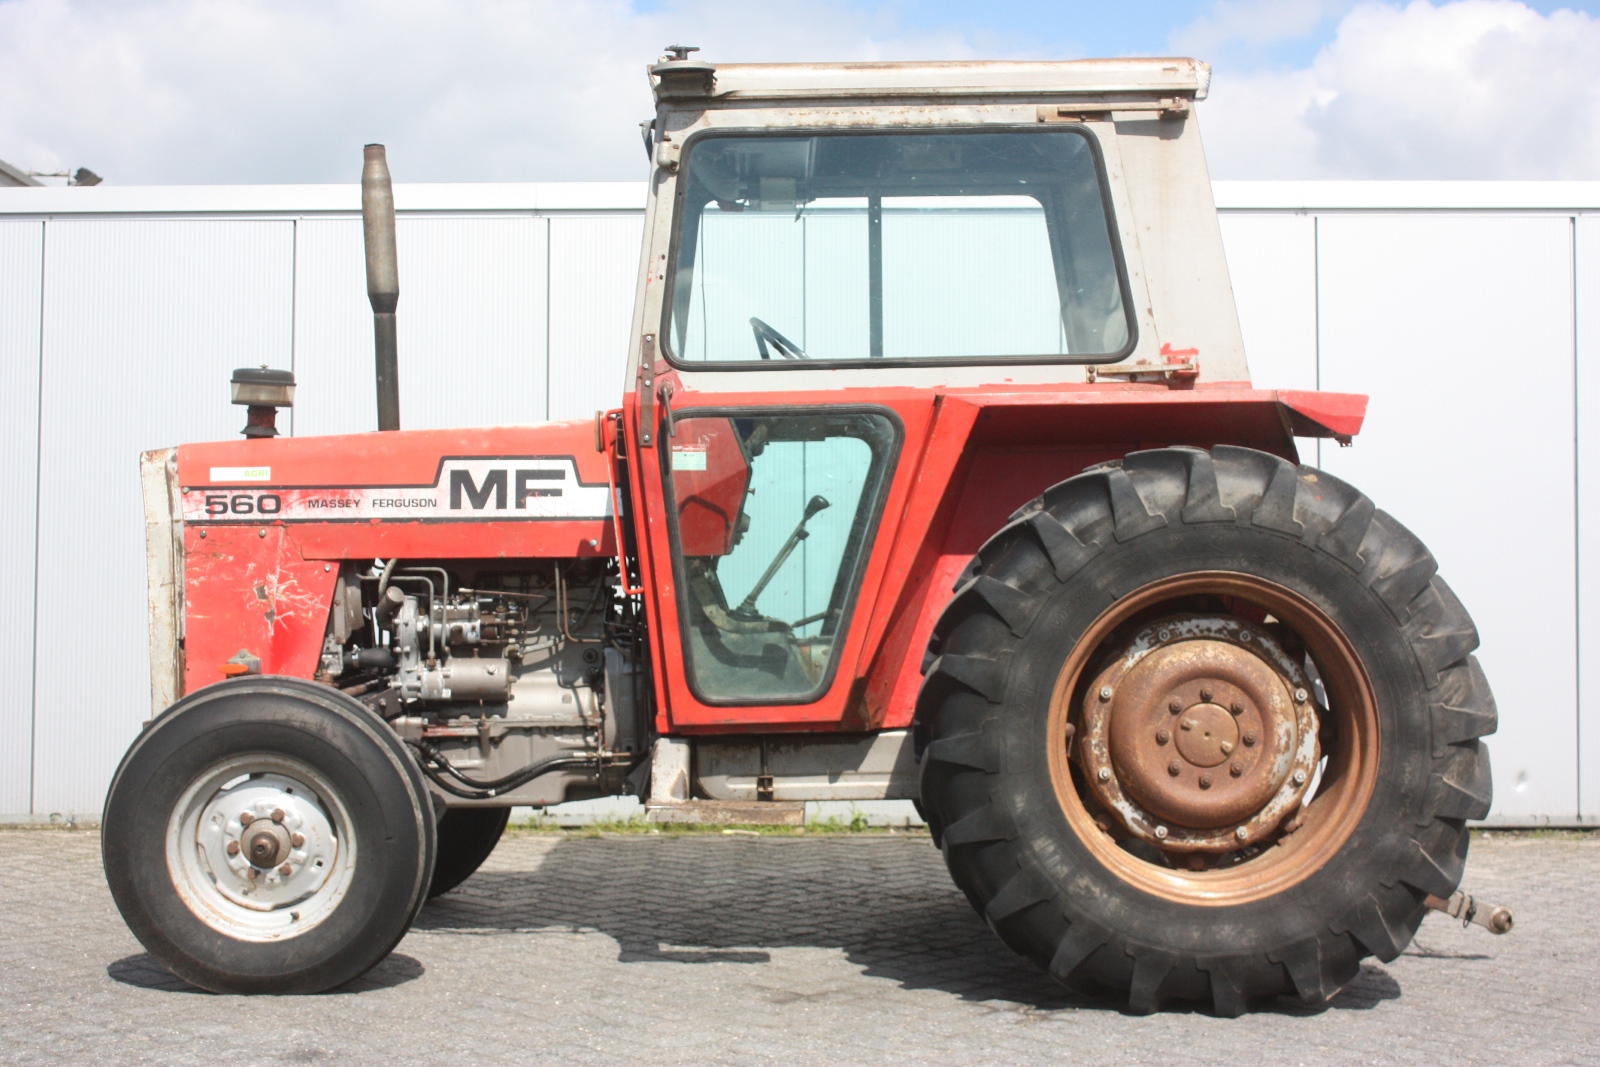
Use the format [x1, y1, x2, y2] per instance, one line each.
[734, 495, 830, 618]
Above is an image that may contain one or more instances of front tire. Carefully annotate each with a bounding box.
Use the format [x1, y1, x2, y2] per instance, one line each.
[916, 446, 1495, 1014]
[103, 676, 437, 994]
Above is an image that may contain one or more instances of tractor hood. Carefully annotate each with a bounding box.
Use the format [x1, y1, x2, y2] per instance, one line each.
[175, 419, 618, 561]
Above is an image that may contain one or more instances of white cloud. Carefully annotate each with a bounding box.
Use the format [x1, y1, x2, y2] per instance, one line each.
[0, 0, 973, 185]
[1171, 0, 1353, 56]
[1197, 1, 1600, 179]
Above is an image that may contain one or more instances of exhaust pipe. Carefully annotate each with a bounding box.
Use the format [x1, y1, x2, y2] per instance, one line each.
[362, 144, 400, 431]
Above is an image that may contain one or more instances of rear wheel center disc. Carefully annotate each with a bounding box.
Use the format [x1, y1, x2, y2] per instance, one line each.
[1173, 701, 1238, 767]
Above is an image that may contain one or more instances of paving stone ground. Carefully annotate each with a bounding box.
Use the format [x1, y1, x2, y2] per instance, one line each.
[1, 828, 1595, 1066]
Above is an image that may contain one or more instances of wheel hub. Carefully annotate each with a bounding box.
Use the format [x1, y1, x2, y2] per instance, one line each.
[1079, 615, 1320, 853]
[167, 761, 353, 940]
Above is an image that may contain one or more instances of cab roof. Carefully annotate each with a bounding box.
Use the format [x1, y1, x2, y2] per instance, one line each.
[649, 56, 1211, 105]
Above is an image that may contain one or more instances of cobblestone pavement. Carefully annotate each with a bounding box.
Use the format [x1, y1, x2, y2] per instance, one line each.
[1, 829, 1596, 1066]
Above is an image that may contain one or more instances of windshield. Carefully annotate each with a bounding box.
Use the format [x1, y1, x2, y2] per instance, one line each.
[666, 129, 1131, 365]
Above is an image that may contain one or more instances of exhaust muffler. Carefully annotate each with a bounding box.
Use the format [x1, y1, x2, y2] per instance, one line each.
[362, 144, 401, 431]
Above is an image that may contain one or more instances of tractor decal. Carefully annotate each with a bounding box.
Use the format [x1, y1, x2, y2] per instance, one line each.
[181, 455, 613, 524]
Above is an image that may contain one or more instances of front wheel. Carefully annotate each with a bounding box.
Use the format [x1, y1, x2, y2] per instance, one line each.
[916, 446, 1496, 1014]
[102, 677, 437, 994]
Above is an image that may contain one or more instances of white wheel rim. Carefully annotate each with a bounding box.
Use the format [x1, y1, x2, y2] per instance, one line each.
[165, 754, 357, 942]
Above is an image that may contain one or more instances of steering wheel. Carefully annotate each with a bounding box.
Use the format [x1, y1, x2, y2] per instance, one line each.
[749, 317, 809, 360]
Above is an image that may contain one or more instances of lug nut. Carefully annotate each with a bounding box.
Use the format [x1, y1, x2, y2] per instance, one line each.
[279, 863, 292, 877]
[1168, 760, 1182, 776]
[290, 832, 305, 848]
[1156, 729, 1170, 745]
[1236, 827, 1249, 841]
[226, 841, 240, 856]
[1230, 762, 1244, 777]
[1293, 769, 1307, 785]
[239, 811, 254, 826]
[1294, 688, 1309, 704]
[1231, 701, 1244, 715]
[1154, 825, 1169, 840]
[1168, 698, 1183, 713]
[1199, 687, 1213, 702]
[1199, 773, 1213, 789]
[1099, 686, 1113, 702]
[1097, 767, 1112, 782]
[271, 808, 286, 823]
[1242, 730, 1257, 746]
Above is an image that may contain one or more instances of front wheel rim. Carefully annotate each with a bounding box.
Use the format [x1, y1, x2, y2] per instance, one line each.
[1047, 571, 1381, 907]
[163, 754, 358, 941]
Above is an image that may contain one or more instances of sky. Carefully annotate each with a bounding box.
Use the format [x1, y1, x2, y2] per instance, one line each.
[3, 0, 1600, 185]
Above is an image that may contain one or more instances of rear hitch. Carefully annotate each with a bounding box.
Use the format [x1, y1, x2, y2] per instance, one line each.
[1424, 890, 1514, 935]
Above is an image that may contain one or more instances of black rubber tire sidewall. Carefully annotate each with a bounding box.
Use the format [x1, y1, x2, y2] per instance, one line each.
[987, 524, 1424, 994]
[428, 807, 510, 898]
[102, 677, 436, 995]
[916, 448, 1493, 1011]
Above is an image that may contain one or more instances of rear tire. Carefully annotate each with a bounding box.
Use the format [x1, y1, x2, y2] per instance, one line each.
[102, 676, 437, 994]
[428, 808, 510, 897]
[915, 446, 1495, 1015]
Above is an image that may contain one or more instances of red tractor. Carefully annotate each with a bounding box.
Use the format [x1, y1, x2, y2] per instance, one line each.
[105, 52, 1499, 1014]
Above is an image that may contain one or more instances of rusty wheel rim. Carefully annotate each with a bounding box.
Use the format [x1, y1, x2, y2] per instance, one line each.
[1046, 572, 1380, 906]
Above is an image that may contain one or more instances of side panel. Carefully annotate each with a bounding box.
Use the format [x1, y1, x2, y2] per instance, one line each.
[0, 220, 42, 817]
[1112, 113, 1250, 382]
[33, 218, 294, 816]
[1317, 213, 1576, 821]
[182, 526, 337, 695]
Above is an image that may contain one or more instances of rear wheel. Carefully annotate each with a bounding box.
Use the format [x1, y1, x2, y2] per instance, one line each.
[103, 676, 436, 994]
[916, 446, 1496, 1014]
[428, 807, 510, 897]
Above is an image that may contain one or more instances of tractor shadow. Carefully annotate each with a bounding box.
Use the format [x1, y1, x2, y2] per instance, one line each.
[107, 952, 424, 995]
[414, 834, 1401, 1016]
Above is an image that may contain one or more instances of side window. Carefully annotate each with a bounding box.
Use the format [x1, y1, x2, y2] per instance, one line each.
[664, 411, 898, 703]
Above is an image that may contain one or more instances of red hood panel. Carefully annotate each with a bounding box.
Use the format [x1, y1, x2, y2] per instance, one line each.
[176, 420, 617, 560]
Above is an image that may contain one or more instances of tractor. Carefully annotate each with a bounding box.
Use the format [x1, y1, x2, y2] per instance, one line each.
[104, 51, 1502, 1014]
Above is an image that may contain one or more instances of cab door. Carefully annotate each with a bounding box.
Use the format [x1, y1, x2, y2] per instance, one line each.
[626, 394, 908, 732]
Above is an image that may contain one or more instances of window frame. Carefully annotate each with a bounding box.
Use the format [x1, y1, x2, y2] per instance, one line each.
[658, 123, 1139, 371]
[658, 404, 904, 707]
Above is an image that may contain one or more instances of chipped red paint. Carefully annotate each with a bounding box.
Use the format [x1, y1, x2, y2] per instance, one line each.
[183, 525, 337, 695]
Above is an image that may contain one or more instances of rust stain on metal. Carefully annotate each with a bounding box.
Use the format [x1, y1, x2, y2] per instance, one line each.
[1077, 614, 1320, 853]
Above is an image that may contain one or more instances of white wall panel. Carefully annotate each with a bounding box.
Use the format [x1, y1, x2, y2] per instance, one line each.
[393, 217, 547, 429]
[1217, 212, 1321, 464]
[32, 219, 294, 816]
[1316, 214, 1576, 821]
[548, 215, 644, 421]
[0, 222, 42, 815]
[1578, 214, 1600, 822]
[295, 216, 549, 434]
[291, 218, 370, 437]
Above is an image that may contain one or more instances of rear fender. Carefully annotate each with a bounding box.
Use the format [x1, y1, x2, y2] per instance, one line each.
[857, 387, 1367, 732]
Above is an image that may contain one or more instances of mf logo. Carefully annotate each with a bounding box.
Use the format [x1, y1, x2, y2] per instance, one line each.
[449, 468, 564, 509]
[439, 458, 610, 519]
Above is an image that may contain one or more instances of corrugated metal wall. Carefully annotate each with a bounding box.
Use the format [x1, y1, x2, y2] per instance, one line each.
[0, 182, 1595, 823]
